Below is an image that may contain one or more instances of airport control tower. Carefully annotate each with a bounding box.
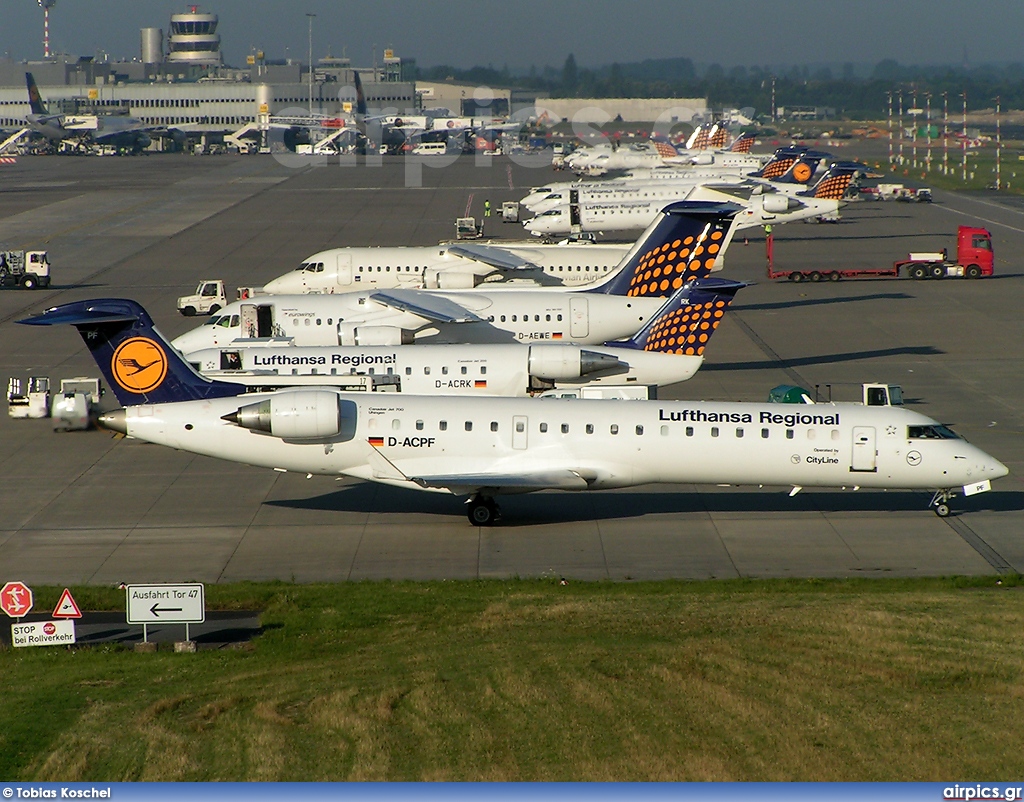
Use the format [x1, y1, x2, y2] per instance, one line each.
[166, 6, 222, 66]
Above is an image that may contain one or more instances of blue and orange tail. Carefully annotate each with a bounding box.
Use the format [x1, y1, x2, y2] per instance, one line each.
[728, 132, 755, 153]
[353, 70, 367, 117]
[799, 161, 869, 200]
[765, 150, 830, 185]
[748, 146, 808, 180]
[25, 73, 47, 116]
[707, 124, 730, 150]
[618, 278, 747, 355]
[587, 201, 741, 297]
[18, 299, 242, 407]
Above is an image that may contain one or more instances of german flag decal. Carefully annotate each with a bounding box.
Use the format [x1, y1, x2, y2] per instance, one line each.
[474, 380, 487, 388]
[552, 332, 563, 339]
[368, 437, 384, 447]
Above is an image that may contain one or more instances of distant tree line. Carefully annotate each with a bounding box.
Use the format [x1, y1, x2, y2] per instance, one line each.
[416, 56, 1024, 119]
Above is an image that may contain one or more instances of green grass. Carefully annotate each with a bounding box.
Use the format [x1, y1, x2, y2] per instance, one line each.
[3, 578, 1024, 781]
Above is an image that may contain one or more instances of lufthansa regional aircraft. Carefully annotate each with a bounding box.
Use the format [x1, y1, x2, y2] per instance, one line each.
[19, 300, 1008, 525]
[261, 240, 632, 294]
[185, 277, 745, 395]
[171, 201, 741, 353]
[523, 161, 861, 238]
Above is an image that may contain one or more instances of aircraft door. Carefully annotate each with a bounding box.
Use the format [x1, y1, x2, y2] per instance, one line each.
[336, 254, 352, 287]
[569, 297, 589, 338]
[240, 304, 259, 338]
[851, 426, 877, 472]
[512, 415, 528, 450]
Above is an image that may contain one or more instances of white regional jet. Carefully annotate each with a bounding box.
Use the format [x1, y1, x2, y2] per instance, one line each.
[171, 201, 742, 353]
[524, 160, 860, 238]
[261, 240, 632, 294]
[185, 277, 746, 395]
[19, 301, 1008, 525]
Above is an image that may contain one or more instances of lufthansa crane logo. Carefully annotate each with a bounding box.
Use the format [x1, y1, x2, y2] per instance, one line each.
[792, 162, 813, 183]
[111, 337, 168, 394]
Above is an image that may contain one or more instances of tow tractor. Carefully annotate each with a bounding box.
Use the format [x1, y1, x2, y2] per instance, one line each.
[177, 279, 227, 316]
[766, 225, 993, 282]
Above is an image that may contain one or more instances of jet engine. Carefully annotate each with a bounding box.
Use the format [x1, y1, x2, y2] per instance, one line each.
[689, 154, 714, 165]
[338, 324, 414, 346]
[761, 194, 800, 213]
[223, 390, 357, 440]
[429, 271, 479, 290]
[527, 345, 622, 381]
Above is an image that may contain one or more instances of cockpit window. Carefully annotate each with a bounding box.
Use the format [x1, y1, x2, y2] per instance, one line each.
[215, 316, 234, 328]
[908, 424, 959, 440]
[204, 315, 222, 326]
[540, 209, 562, 217]
[296, 263, 309, 272]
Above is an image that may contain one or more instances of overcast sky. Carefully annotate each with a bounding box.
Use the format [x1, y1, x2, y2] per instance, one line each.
[2, 1, 1022, 72]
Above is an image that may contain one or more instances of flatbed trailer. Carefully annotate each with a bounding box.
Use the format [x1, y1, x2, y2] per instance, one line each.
[765, 225, 993, 282]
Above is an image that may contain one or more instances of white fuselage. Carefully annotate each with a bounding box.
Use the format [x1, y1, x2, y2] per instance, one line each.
[185, 342, 704, 396]
[262, 243, 631, 295]
[171, 290, 669, 353]
[527, 177, 750, 216]
[525, 193, 839, 236]
[115, 393, 1008, 501]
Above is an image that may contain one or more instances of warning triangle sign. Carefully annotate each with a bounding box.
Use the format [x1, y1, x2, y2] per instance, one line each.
[52, 588, 82, 619]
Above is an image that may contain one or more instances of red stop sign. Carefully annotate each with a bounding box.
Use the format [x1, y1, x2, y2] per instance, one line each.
[1, 581, 34, 618]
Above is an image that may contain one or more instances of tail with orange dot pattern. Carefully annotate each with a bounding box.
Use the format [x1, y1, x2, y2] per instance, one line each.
[800, 161, 871, 200]
[617, 277, 747, 356]
[584, 201, 741, 297]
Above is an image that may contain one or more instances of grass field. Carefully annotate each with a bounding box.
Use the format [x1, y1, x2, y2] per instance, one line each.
[3, 578, 1024, 781]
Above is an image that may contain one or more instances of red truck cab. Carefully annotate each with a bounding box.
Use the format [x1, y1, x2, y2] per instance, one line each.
[957, 225, 994, 277]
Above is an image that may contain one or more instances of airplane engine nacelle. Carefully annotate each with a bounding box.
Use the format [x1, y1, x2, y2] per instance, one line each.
[435, 271, 478, 290]
[338, 324, 413, 346]
[527, 345, 622, 380]
[227, 391, 357, 440]
[690, 154, 714, 165]
[761, 194, 798, 214]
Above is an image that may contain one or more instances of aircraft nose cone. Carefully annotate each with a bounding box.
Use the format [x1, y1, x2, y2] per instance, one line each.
[989, 457, 1010, 480]
[98, 408, 127, 434]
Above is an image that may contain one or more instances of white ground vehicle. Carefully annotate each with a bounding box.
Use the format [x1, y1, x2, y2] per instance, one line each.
[7, 376, 50, 418]
[50, 377, 102, 431]
[177, 280, 227, 316]
[0, 250, 50, 290]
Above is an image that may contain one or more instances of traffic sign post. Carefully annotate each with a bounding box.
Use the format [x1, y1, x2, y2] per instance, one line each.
[1, 581, 33, 619]
[126, 583, 205, 644]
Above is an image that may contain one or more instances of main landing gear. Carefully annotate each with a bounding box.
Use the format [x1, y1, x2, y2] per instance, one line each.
[930, 489, 955, 517]
[467, 494, 501, 526]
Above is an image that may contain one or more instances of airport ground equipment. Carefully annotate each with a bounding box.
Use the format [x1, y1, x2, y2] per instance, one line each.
[0, 250, 50, 289]
[50, 377, 102, 431]
[766, 226, 993, 282]
[770, 383, 903, 407]
[7, 377, 50, 418]
[456, 217, 483, 239]
[502, 202, 521, 222]
[177, 280, 227, 316]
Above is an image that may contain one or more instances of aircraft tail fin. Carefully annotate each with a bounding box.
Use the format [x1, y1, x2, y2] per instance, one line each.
[25, 73, 47, 116]
[585, 201, 740, 297]
[728, 132, 755, 153]
[619, 277, 747, 354]
[769, 150, 829, 185]
[353, 70, 367, 117]
[748, 146, 807, 180]
[707, 124, 730, 150]
[800, 161, 868, 200]
[18, 299, 243, 407]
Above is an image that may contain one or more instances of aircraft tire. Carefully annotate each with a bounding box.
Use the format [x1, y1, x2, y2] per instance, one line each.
[468, 497, 499, 526]
[934, 502, 951, 518]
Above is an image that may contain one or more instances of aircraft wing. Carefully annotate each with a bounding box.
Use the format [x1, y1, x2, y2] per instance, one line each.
[444, 244, 542, 272]
[368, 289, 486, 324]
[411, 470, 592, 493]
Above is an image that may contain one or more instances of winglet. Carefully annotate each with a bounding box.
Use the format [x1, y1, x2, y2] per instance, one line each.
[18, 299, 242, 406]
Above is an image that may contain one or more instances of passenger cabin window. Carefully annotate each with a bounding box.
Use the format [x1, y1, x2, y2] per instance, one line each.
[465, 421, 473, 432]
[636, 425, 644, 435]
[490, 422, 498, 432]
[610, 424, 619, 435]
[439, 421, 447, 431]
[561, 424, 569, 434]
[416, 420, 424, 430]
[908, 424, 959, 440]
[586, 424, 594, 434]
[540, 423, 548, 433]
[392, 419, 401, 430]
[711, 427, 719, 438]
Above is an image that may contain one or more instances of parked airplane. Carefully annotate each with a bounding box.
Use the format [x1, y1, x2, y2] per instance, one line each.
[523, 160, 856, 238]
[262, 240, 633, 294]
[20, 299, 1007, 524]
[185, 277, 745, 394]
[24, 73, 179, 152]
[170, 201, 742, 353]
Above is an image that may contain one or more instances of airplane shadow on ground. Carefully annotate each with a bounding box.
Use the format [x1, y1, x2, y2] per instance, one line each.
[265, 486, 1024, 527]
[704, 345, 944, 372]
[734, 292, 914, 311]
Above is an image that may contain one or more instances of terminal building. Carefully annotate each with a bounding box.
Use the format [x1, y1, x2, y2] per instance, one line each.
[0, 7, 417, 138]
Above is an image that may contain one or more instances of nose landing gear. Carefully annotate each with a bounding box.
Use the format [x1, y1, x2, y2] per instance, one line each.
[930, 489, 955, 517]
[467, 494, 501, 526]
